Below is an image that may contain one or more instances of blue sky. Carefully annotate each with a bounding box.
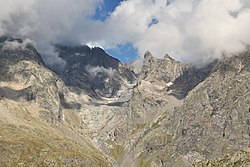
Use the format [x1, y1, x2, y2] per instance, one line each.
[93, 0, 121, 21]
[106, 43, 139, 63]
[93, 0, 139, 63]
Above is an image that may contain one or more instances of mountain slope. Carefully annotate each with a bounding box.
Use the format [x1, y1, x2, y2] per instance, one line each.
[0, 100, 110, 167]
[0, 37, 249, 167]
[0, 38, 110, 166]
[127, 51, 250, 166]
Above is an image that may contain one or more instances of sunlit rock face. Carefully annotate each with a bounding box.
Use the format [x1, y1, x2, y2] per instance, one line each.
[127, 51, 250, 166]
[0, 37, 64, 123]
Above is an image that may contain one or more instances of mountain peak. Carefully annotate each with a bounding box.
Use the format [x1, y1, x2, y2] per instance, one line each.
[144, 51, 154, 59]
[164, 53, 174, 61]
[0, 37, 44, 65]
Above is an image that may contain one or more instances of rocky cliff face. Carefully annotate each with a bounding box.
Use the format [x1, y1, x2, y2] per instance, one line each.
[123, 50, 250, 166]
[0, 37, 111, 166]
[165, 51, 250, 165]
[0, 37, 249, 167]
[55, 45, 137, 99]
[0, 37, 64, 122]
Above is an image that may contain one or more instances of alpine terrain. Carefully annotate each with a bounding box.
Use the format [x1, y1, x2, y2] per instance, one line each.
[0, 37, 249, 167]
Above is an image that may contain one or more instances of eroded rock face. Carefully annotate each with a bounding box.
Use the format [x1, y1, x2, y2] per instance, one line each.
[167, 52, 250, 159]
[127, 51, 250, 166]
[140, 51, 185, 83]
[0, 38, 63, 122]
[0, 38, 112, 166]
[194, 149, 250, 167]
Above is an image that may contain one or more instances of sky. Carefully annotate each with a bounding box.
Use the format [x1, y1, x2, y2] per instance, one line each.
[0, 0, 250, 66]
[93, 0, 122, 21]
[92, 0, 139, 62]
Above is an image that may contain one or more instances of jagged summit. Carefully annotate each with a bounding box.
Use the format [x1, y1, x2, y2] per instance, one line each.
[143, 51, 154, 59]
[54, 44, 137, 99]
[163, 53, 176, 62]
[138, 51, 216, 98]
[56, 44, 121, 69]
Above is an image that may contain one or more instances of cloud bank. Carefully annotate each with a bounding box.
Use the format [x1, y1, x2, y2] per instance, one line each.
[101, 0, 250, 64]
[0, 0, 102, 67]
[1, 0, 250, 65]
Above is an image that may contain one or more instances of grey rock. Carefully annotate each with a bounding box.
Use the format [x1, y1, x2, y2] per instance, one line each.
[0, 37, 249, 167]
[54, 44, 137, 99]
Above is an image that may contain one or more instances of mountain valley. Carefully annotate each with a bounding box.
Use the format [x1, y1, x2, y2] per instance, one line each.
[0, 37, 249, 167]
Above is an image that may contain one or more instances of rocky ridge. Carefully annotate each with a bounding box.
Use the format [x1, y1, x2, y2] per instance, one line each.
[124, 50, 250, 166]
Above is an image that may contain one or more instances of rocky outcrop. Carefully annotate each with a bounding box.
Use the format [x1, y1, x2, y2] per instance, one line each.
[165, 51, 250, 164]
[138, 51, 216, 99]
[0, 37, 64, 122]
[140, 51, 185, 83]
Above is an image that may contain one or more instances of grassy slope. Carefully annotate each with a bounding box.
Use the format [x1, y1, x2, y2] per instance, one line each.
[0, 100, 110, 167]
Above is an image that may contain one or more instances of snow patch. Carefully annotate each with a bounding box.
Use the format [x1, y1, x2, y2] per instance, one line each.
[86, 42, 104, 49]
[166, 82, 174, 87]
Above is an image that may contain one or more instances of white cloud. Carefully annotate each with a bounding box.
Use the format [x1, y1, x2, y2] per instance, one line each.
[0, 0, 102, 67]
[94, 0, 250, 64]
[85, 65, 116, 78]
[86, 41, 105, 49]
[1, 0, 250, 65]
[2, 39, 32, 51]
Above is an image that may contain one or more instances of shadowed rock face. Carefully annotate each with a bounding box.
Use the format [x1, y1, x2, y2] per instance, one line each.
[54, 45, 137, 99]
[170, 60, 217, 99]
[56, 45, 120, 69]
